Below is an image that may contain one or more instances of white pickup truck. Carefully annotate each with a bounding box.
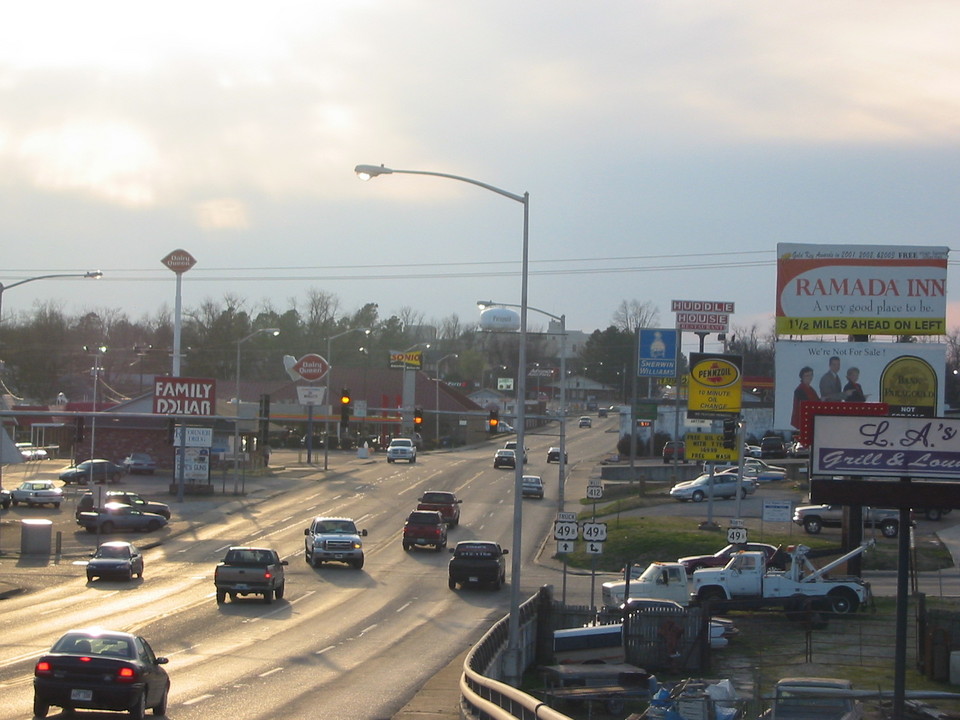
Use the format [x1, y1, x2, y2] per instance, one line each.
[601, 562, 691, 609]
[386, 438, 417, 463]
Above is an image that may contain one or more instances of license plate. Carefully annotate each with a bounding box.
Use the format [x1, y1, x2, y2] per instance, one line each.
[71, 689, 93, 701]
[469, 576, 479, 582]
[234, 584, 249, 591]
[334, 554, 344, 559]
[416, 539, 428, 544]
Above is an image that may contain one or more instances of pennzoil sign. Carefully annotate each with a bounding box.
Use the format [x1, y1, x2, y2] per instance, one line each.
[687, 353, 742, 419]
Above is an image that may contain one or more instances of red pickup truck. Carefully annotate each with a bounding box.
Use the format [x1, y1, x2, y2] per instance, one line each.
[402, 510, 448, 551]
[417, 490, 462, 527]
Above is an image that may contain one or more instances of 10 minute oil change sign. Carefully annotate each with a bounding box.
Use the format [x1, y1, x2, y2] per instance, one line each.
[687, 353, 742, 420]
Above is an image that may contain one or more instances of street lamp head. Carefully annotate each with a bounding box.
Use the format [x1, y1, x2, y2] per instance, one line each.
[85, 270, 104, 280]
[477, 300, 494, 309]
[355, 164, 392, 180]
[267, 328, 280, 337]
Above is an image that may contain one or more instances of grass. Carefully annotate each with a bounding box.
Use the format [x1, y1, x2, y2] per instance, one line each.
[559, 484, 953, 573]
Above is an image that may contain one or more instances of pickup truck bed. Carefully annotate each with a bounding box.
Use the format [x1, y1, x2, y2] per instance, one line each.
[214, 547, 287, 604]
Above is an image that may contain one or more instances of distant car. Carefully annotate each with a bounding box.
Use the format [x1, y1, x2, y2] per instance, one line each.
[521, 475, 544, 499]
[788, 441, 810, 458]
[10, 480, 63, 508]
[677, 542, 786, 573]
[597, 408, 608, 418]
[502, 441, 527, 463]
[87, 541, 144, 581]
[744, 444, 762, 458]
[497, 422, 515, 434]
[33, 628, 170, 719]
[578, 416, 592, 428]
[792, 504, 902, 538]
[76, 502, 168, 534]
[546, 446, 568, 464]
[760, 436, 788, 459]
[76, 491, 171, 521]
[662, 441, 687, 464]
[710, 458, 787, 483]
[386, 438, 417, 463]
[16, 443, 48, 461]
[59, 459, 125, 485]
[493, 449, 516, 469]
[669, 471, 757, 502]
[402, 510, 448, 551]
[0, 487, 11, 509]
[121, 453, 156, 475]
[417, 490, 462, 526]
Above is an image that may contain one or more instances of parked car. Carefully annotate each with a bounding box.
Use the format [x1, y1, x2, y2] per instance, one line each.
[402, 510, 448, 551]
[578, 416, 592, 428]
[787, 441, 810, 458]
[662, 441, 687, 464]
[16, 443, 48, 461]
[669, 471, 757, 502]
[87, 541, 144, 581]
[76, 491, 171, 520]
[760, 436, 788, 459]
[59, 459, 125, 485]
[0, 487, 11, 509]
[493, 449, 517, 469]
[33, 628, 170, 719]
[121, 453, 156, 474]
[744, 444, 762, 458]
[792, 504, 902, 538]
[677, 542, 786, 573]
[546, 446, 568, 464]
[502, 441, 528, 462]
[10, 480, 63, 508]
[76, 502, 168, 533]
[521, 475, 544, 499]
[710, 458, 787, 483]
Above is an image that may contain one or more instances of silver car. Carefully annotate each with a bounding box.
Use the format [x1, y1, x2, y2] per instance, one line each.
[76, 502, 168, 533]
[10, 480, 63, 508]
[669, 471, 757, 502]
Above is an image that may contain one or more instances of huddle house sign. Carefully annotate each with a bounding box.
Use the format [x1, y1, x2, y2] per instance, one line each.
[153, 377, 216, 416]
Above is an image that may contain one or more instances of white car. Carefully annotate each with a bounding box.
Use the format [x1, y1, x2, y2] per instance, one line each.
[15, 443, 48, 461]
[669, 471, 757, 502]
[10, 480, 63, 508]
[709, 458, 786, 483]
[386, 438, 417, 463]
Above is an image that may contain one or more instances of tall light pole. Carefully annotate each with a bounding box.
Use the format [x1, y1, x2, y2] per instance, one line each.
[356, 163, 529, 686]
[324, 328, 370, 471]
[401, 341, 430, 436]
[434, 353, 458, 448]
[233, 328, 280, 494]
[479, 301, 567, 510]
[84, 344, 107, 483]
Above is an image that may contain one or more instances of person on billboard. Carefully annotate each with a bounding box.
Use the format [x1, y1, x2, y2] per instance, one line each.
[791, 366, 820, 429]
[819, 356, 844, 400]
[843, 366, 867, 402]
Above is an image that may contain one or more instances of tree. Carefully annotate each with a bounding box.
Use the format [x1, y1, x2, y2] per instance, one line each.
[612, 300, 659, 333]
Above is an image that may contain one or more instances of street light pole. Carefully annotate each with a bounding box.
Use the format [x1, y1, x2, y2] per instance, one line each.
[233, 328, 280, 495]
[323, 328, 370, 471]
[357, 164, 529, 686]
[434, 353, 458, 448]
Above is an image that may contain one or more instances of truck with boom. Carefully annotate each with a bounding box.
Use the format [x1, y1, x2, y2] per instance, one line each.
[692, 541, 874, 614]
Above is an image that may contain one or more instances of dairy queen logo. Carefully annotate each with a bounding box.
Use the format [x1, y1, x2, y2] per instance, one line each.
[283, 353, 330, 382]
[691, 358, 740, 388]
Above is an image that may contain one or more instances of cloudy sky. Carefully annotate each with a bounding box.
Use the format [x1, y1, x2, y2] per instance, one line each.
[2, 1, 959, 355]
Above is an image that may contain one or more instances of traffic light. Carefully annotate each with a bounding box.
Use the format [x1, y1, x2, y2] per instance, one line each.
[75, 416, 85, 442]
[414, 407, 423, 430]
[722, 417, 738, 450]
[488, 409, 499, 434]
[340, 388, 351, 429]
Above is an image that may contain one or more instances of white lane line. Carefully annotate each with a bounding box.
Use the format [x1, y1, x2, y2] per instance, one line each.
[395, 602, 412, 613]
[315, 645, 336, 655]
[258, 667, 283, 678]
[182, 694, 214, 705]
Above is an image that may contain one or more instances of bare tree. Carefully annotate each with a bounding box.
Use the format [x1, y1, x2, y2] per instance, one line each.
[303, 289, 340, 332]
[612, 300, 660, 331]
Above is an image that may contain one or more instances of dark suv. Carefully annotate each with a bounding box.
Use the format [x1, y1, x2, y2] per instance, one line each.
[760, 436, 787, 459]
[662, 441, 687, 464]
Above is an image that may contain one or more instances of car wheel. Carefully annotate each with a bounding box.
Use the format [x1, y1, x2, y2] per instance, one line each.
[263, 589, 273, 604]
[54, 503, 61, 509]
[698, 587, 726, 603]
[275, 583, 285, 600]
[146, 521, 162, 532]
[803, 517, 822, 534]
[33, 696, 49, 718]
[351, 557, 364, 570]
[692, 491, 705, 503]
[11, 499, 18, 507]
[87, 573, 95, 582]
[828, 588, 860, 614]
[880, 520, 899, 538]
[1, 499, 9, 509]
[493, 575, 502, 591]
[216, 590, 226, 605]
[129, 691, 147, 720]
[925, 509, 942, 521]
[101, 521, 115, 534]
[126, 568, 133, 581]
[152, 686, 168, 716]
[402, 541, 411, 551]
[448, 577, 457, 590]
[740, 488, 748, 499]
[387, 458, 393, 463]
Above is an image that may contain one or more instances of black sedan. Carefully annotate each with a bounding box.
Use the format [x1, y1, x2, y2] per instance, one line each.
[33, 628, 169, 719]
[77, 503, 168, 534]
[59, 459, 125, 484]
[87, 541, 144, 581]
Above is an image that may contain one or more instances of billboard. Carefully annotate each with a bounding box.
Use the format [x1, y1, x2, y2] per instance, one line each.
[153, 377, 216, 416]
[776, 243, 948, 335]
[637, 328, 677, 377]
[774, 341, 945, 431]
[687, 353, 742, 419]
[389, 350, 423, 370]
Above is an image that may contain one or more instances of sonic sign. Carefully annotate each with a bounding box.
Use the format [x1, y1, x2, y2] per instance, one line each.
[687, 353, 742, 420]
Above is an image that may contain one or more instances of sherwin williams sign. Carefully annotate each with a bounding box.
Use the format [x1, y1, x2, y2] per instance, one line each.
[687, 353, 742, 419]
[812, 415, 960, 480]
[776, 243, 948, 335]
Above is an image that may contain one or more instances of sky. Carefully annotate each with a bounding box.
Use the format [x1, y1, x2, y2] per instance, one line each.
[2, 1, 960, 357]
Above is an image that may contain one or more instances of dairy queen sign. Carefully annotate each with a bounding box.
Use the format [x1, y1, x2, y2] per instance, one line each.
[153, 377, 216, 416]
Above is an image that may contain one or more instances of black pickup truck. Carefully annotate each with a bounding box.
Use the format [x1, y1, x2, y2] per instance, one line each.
[448, 541, 508, 591]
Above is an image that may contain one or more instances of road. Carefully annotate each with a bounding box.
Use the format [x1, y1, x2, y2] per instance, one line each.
[0, 419, 612, 720]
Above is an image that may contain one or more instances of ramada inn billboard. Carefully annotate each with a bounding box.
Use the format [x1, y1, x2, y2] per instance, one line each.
[776, 243, 948, 336]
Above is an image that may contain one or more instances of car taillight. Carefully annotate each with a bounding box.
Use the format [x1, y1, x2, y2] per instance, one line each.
[264, 571, 272, 579]
[35, 660, 52, 676]
[116, 666, 139, 682]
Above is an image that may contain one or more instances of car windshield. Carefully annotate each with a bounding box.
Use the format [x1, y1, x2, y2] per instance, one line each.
[95, 545, 132, 559]
[316, 520, 357, 534]
[421, 492, 452, 503]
